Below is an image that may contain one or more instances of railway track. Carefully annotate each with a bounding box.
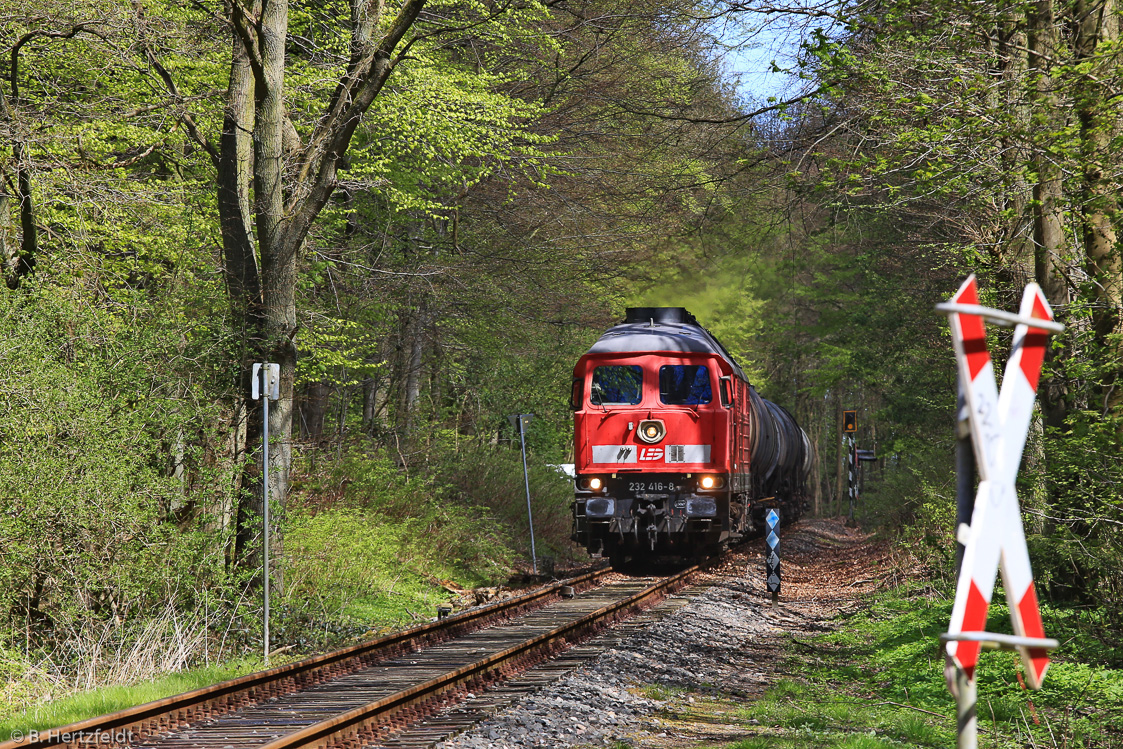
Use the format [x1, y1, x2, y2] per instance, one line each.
[3, 566, 698, 749]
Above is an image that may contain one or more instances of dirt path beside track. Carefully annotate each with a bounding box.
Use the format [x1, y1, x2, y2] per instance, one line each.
[433, 517, 898, 749]
[631, 518, 897, 748]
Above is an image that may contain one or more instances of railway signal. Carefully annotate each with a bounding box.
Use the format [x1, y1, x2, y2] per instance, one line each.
[845, 434, 857, 525]
[840, 411, 858, 523]
[253, 362, 280, 665]
[765, 508, 780, 605]
[936, 276, 1062, 749]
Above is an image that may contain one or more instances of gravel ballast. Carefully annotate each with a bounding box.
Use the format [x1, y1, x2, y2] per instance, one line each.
[424, 519, 878, 749]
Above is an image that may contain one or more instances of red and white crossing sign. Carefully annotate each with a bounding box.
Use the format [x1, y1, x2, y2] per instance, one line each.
[940, 275, 1062, 690]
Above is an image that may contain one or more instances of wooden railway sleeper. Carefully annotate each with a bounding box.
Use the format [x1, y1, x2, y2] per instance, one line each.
[258, 570, 695, 749]
[0, 569, 611, 749]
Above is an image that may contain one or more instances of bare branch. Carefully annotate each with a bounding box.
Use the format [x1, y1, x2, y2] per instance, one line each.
[130, 2, 220, 164]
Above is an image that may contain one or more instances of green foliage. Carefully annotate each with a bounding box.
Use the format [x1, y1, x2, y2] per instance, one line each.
[780, 585, 1123, 748]
[784, 0, 1123, 626]
[3, 1, 223, 289]
[442, 315, 591, 457]
[0, 287, 232, 644]
[281, 449, 519, 641]
[0, 655, 263, 732]
[296, 315, 388, 387]
[695, 584, 1123, 748]
[353, 62, 556, 217]
[1027, 407, 1123, 616]
[434, 439, 580, 561]
[282, 507, 488, 629]
[3, 0, 749, 702]
[895, 476, 959, 581]
[634, 219, 773, 382]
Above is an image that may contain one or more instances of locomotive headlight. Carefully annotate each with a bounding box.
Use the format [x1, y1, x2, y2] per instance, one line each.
[700, 476, 715, 489]
[589, 477, 603, 491]
[636, 419, 666, 444]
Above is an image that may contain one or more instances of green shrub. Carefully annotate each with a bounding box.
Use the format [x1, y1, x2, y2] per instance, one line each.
[433, 439, 580, 563]
[280, 450, 519, 642]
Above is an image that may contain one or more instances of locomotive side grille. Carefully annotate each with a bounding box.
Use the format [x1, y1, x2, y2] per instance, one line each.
[664, 444, 710, 463]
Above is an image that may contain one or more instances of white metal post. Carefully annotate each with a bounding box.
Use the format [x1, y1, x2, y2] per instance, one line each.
[517, 415, 538, 575]
[955, 658, 978, 749]
[261, 367, 270, 666]
[952, 376, 976, 749]
[254, 363, 278, 666]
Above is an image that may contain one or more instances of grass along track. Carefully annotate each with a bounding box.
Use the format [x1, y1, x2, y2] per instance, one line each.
[1, 566, 700, 749]
[0, 569, 609, 749]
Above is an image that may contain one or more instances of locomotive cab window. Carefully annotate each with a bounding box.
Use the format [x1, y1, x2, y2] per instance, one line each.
[659, 365, 712, 405]
[591, 365, 643, 405]
[718, 376, 733, 408]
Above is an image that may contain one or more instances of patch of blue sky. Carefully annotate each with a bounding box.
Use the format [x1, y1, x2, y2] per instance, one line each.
[705, 5, 843, 108]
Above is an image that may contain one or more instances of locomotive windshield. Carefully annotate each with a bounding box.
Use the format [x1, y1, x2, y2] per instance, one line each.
[659, 365, 712, 405]
[591, 365, 643, 405]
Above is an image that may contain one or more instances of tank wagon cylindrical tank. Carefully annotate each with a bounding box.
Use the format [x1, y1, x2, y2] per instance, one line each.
[569, 307, 812, 568]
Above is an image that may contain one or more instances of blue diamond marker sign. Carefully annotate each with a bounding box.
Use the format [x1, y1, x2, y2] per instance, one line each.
[765, 509, 781, 598]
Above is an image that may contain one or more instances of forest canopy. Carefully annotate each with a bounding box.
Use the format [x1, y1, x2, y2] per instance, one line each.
[1, 0, 1121, 711]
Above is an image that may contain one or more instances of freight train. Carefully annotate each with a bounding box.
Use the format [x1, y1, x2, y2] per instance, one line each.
[569, 307, 812, 568]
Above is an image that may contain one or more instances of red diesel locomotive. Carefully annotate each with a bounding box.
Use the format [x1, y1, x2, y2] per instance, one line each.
[570, 307, 812, 567]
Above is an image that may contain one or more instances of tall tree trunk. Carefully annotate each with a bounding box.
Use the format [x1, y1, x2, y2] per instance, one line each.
[810, 405, 822, 516]
[1028, 3, 1067, 309]
[402, 299, 429, 437]
[298, 382, 332, 442]
[1073, 0, 1123, 418]
[0, 182, 15, 284]
[0, 84, 37, 289]
[1028, 0, 1073, 429]
[252, 0, 295, 590]
[834, 396, 844, 517]
[995, 11, 1033, 291]
[362, 376, 377, 432]
[218, 0, 427, 569]
[222, 6, 266, 571]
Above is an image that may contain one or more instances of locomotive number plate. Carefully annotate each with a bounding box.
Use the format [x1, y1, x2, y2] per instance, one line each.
[628, 481, 675, 493]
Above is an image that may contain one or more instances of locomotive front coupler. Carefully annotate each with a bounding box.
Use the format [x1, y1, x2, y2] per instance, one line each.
[632, 490, 718, 521]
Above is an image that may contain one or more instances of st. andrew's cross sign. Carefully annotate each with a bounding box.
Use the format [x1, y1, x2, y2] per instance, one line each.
[939, 276, 1061, 690]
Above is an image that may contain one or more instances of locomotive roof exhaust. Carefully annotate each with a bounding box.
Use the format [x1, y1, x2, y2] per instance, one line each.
[624, 307, 699, 326]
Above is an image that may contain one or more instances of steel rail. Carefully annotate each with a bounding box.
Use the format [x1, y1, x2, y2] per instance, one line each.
[257, 565, 698, 749]
[0, 568, 609, 749]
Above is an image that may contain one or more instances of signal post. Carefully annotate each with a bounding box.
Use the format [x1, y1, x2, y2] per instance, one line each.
[842, 410, 856, 525]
